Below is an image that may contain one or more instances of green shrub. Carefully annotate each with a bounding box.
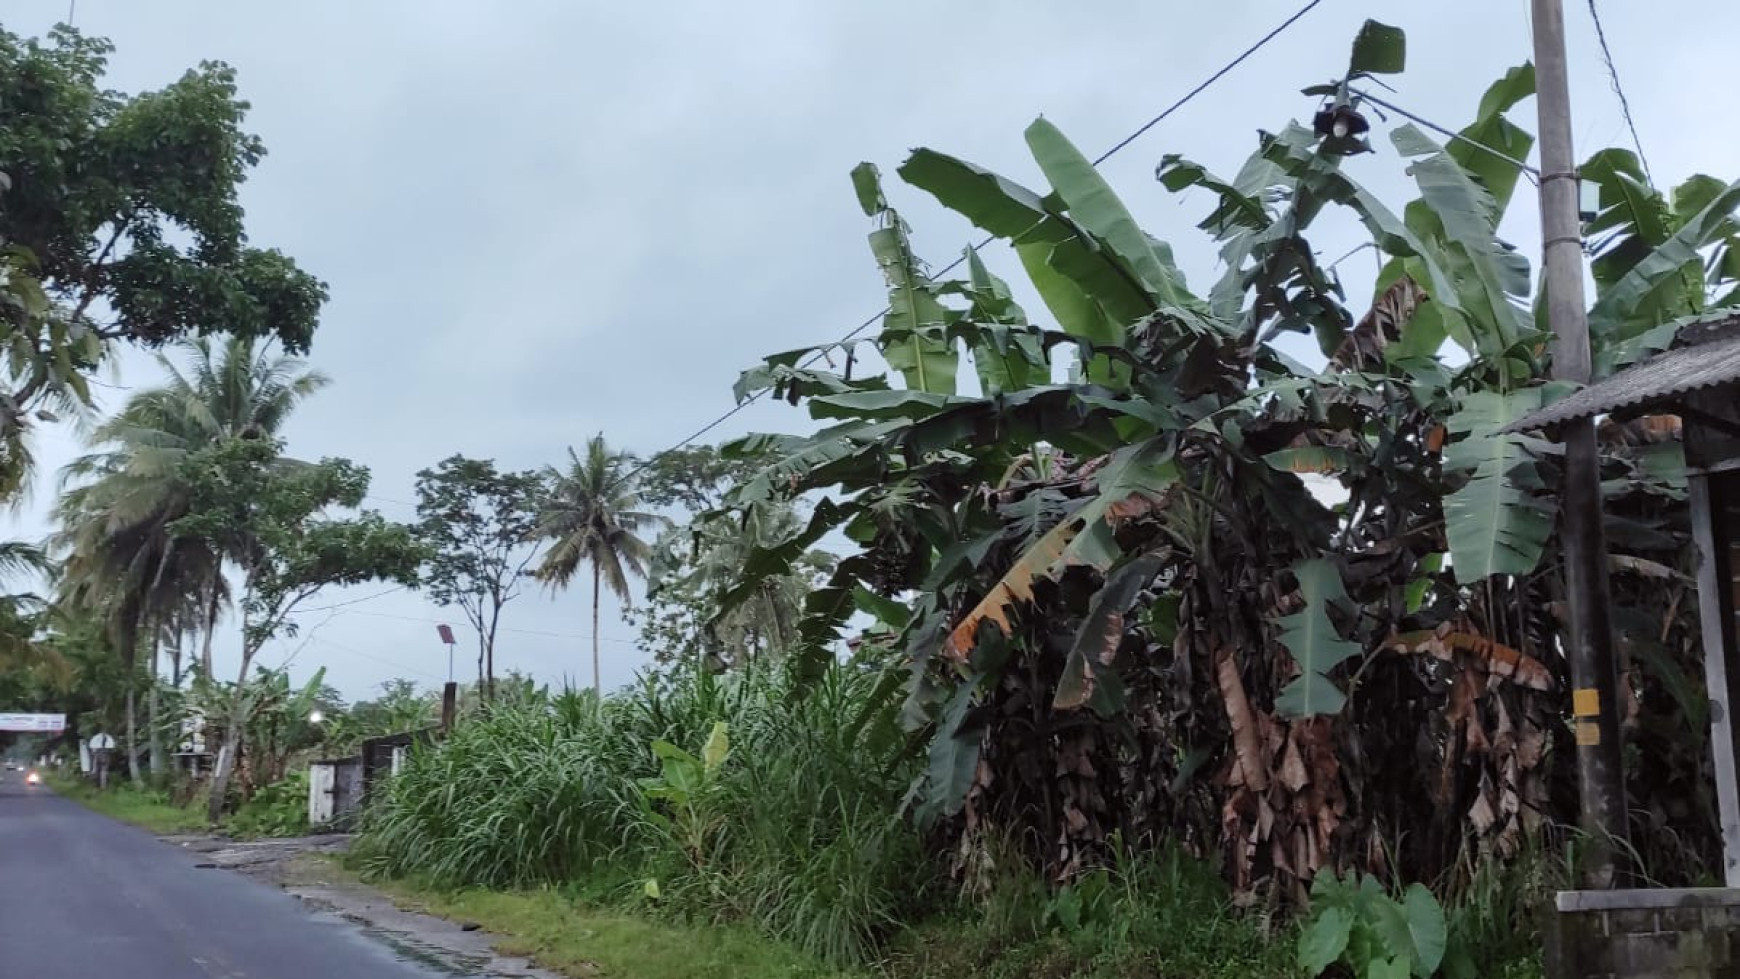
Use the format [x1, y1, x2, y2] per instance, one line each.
[1298, 872, 1449, 979]
[228, 769, 311, 838]
[891, 842, 1296, 979]
[357, 664, 927, 966]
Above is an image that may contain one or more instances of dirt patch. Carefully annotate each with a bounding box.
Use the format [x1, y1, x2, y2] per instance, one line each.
[161, 832, 570, 978]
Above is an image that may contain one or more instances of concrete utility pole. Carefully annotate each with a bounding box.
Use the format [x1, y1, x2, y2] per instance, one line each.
[1530, 0, 1629, 887]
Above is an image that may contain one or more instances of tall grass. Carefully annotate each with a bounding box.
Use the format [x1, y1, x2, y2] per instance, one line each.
[356, 664, 929, 965]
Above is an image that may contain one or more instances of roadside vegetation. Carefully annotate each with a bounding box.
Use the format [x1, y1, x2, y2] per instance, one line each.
[3, 13, 1736, 979]
[46, 774, 210, 835]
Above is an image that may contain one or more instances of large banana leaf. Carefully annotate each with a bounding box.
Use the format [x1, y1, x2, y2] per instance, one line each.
[1447, 64, 1535, 217]
[1392, 125, 1532, 356]
[963, 247, 1048, 395]
[850, 163, 959, 394]
[899, 147, 1152, 389]
[1273, 558, 1361, 717]
[1441, 389, 1555, 581]
[1588, 177, 1740, 343]
[1349, 19, 1406, 76]
[1025, 117, 1192, 309]
[911, 672, 984, 826]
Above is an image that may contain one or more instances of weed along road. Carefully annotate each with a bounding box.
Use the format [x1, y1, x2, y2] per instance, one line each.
[0, 777, 468, 978]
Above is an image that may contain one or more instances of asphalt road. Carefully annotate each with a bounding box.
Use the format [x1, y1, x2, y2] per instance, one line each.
[0, 772, 464, 978]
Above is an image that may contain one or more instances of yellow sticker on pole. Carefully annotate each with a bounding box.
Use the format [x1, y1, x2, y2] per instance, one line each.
[1575, 719, 1601, 746]
[1572, 688, 1601, 717]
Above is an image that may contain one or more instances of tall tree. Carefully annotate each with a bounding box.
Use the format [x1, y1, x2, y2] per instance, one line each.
[413, 455, 542, 698]
[169, 436, 426, 823]
[53, 336, 327, 776]
[0, 26, 326, 498]
[530, 434, 658, 701]
[630, 445, 833, 671]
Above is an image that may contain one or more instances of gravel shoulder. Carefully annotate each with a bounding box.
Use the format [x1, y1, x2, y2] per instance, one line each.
[161, 832, 574, 979]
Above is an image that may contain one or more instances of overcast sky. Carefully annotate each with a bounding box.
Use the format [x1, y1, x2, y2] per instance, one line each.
[6, 0, 1735, 701]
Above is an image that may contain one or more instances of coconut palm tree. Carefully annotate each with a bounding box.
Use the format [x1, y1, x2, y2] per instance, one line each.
[52, 336, 327, 781]
[530, 434, 659, 701]
[0, 542, 58, 682]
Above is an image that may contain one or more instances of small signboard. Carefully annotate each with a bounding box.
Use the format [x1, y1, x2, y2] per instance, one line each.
[0, 713, 66, 733]
[88, 732, 116, 750]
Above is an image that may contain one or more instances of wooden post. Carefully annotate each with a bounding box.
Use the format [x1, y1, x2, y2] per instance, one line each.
[1692, 474, 1740, 885]
[440, 681, 457, 733]
[1531, 0, 1629, 886]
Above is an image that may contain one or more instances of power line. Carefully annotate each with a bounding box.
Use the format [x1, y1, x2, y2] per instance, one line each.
[1350, 88, 1542, 184]
[286, 603, 641, 645]
[309, 635, 448, 682]
[293, 586, 407, 613]
[1585, 0, 1651, 184]
[608, 0, 1329, 490]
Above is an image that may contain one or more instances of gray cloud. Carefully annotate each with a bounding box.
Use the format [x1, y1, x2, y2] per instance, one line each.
[7, 0, 1733, 700]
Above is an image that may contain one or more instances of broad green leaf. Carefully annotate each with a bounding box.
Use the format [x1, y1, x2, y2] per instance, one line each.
[964, 247, 1045, 395]
[1368, 885, 1446, 978]
[1449, 63, 1535, 214]
[853, 583, 911, 629]
[1589, 179, 1740, 341]
[867, 225, 959, 394]
[701, 720, 730, 775]
[1672, 174, 1731, 231]
[1392, 124, 1530, 353]
[897, 148, 1054, 239]
[1025, 117, 1191, 308]
[1274, 558, 1361, 717]
[900, 147, 1150, 388]
[1401, 884, 1448, 975]
[1016, 241, 1130, 389]
[915, 677, 982, 826]
[1054, 552, 1163, 714]
[1442, 389, 1554, 581]
[727, 421, 904, 506]
[1584, 154, 1675, 298]
[643, 878, 661, 900]
[853, 163, 959, 394]
[1370, 955, 1412, 979]
[849, 162, 886, 216]
[1349, 20, 1406, 75]
[1298, 905, 1355, 974]
[808, 388, 964, 422]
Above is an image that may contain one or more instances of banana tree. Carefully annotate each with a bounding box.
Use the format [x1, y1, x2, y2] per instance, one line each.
[717, 20, 1738, 896]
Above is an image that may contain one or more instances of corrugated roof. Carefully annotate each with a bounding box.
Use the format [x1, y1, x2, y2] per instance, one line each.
[1504, 329, 1740, 432]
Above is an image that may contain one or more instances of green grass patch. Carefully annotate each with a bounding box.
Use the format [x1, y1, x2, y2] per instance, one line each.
[364, 871, 857, 979]
[47, 774, 209, 835]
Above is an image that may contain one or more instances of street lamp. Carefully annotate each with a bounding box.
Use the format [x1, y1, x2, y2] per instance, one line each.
[436, 624, 456, 682]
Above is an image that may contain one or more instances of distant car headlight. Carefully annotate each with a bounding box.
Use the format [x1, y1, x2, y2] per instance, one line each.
[25, 771, 41, 785]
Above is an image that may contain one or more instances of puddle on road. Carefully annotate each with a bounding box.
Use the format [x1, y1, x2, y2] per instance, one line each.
[352, 922, 493, 977]
[302, 904, 511, 978]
